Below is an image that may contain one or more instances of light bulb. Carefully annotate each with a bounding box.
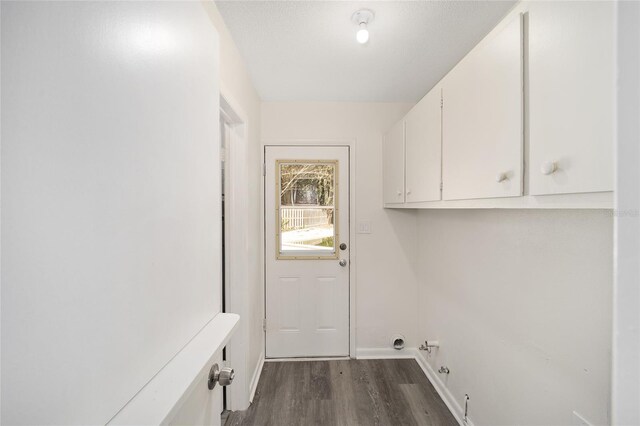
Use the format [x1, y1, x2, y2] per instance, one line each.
[356, 22, 369, 44]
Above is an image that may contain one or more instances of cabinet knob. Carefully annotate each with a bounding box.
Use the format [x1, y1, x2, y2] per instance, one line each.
[397, 190, 402, 196]
[406, 190, 412, 195]
[541, 161, 557, 175]
[495, 172, 508, 183]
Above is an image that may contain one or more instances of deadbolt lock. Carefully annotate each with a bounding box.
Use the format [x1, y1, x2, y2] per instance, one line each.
[339, 243, 347, 250]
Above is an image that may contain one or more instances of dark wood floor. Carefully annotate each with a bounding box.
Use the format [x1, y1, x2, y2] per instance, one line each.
[225, 359, 458, 426]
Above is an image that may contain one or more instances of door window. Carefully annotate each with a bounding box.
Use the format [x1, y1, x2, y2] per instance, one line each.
[276, 160, 339, 259]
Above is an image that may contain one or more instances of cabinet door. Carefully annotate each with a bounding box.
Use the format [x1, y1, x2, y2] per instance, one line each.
[383, 119, 405, 204]
[528, 1, 614, 195]
[405, 86, 442, 203]
[442, 15, 523, 201]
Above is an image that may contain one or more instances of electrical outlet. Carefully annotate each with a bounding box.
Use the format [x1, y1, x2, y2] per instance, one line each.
[572, 411, 593, 426]
[357, 221, 372, 234]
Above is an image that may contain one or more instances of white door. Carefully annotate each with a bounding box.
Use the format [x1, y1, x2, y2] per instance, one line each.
[528, 1, 614, 195]
[265, 146, 350, 358]
[441, 14, 523, 201]
[383, 120, 406, 204]
[405, 85, 442, 203]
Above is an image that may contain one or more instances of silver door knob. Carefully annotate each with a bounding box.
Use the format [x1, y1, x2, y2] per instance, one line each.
[339, 259, 348, 267]
[207, 363, 235, 390]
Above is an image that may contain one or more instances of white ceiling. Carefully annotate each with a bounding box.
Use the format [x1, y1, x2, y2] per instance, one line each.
[216, 1, 517, 102]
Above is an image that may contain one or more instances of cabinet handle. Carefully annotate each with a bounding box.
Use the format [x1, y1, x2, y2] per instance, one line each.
[541, 161, 557, 175]
[495, 172, 508, 183]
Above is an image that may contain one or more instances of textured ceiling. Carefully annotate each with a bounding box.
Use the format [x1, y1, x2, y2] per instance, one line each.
[216, 1, 517, 102]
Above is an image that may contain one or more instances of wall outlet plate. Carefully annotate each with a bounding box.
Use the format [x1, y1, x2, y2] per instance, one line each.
[357, 221, 372, 234]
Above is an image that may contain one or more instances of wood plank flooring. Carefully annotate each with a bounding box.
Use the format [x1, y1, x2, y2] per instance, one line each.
[225, 359, 458, 426]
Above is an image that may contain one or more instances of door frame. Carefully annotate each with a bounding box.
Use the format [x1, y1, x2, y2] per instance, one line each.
[220, 91, 251, 411]
[262, 139, 357, 358]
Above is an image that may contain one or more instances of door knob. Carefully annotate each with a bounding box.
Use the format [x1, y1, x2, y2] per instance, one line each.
[207, 363, 235, 390]
[339, 259, 348, 267]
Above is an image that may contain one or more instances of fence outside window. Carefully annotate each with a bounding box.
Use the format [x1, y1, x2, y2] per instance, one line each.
[280, 207, 331, 231]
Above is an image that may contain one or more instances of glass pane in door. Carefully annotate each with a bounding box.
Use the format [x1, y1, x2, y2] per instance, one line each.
[277, 160, 338, 259]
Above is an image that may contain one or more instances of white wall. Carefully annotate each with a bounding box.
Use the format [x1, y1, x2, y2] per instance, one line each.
[1, 2, 220, 424]
[416, 209, 613, 425]
[261, 102, 419, 352]
[202, 2, 264, 406]
[612, 1, 640, 424]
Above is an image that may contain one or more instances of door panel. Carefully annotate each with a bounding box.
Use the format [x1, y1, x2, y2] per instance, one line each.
[315, 277, 338, 331]
[528, 1, 614, 195]
[383, 120, 405, 204]
[405, 85, 442, 202]
[442, 15, 523, 201]
[265, 146, 350, 358]
[278, 276, 302, 331]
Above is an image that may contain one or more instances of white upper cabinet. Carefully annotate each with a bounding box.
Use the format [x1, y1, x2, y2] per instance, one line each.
[528, 1, 614, 195]
[442, 15, 523, 201]
[383, 119, 405, 204]
[405, 86, 442, 203]
[381, 1, 614, 209]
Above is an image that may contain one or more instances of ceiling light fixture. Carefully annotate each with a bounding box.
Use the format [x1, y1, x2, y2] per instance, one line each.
[351, 9, 374, 45]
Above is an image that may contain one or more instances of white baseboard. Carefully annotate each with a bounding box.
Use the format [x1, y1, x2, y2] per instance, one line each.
[355, 347, 418, 359]
[266, 357, 350, 362]
[413, 349, 473, 426]
[248, 351, 265, 403]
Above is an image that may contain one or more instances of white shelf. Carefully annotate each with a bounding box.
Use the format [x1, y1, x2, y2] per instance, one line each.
[109, 313, 240, 425]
